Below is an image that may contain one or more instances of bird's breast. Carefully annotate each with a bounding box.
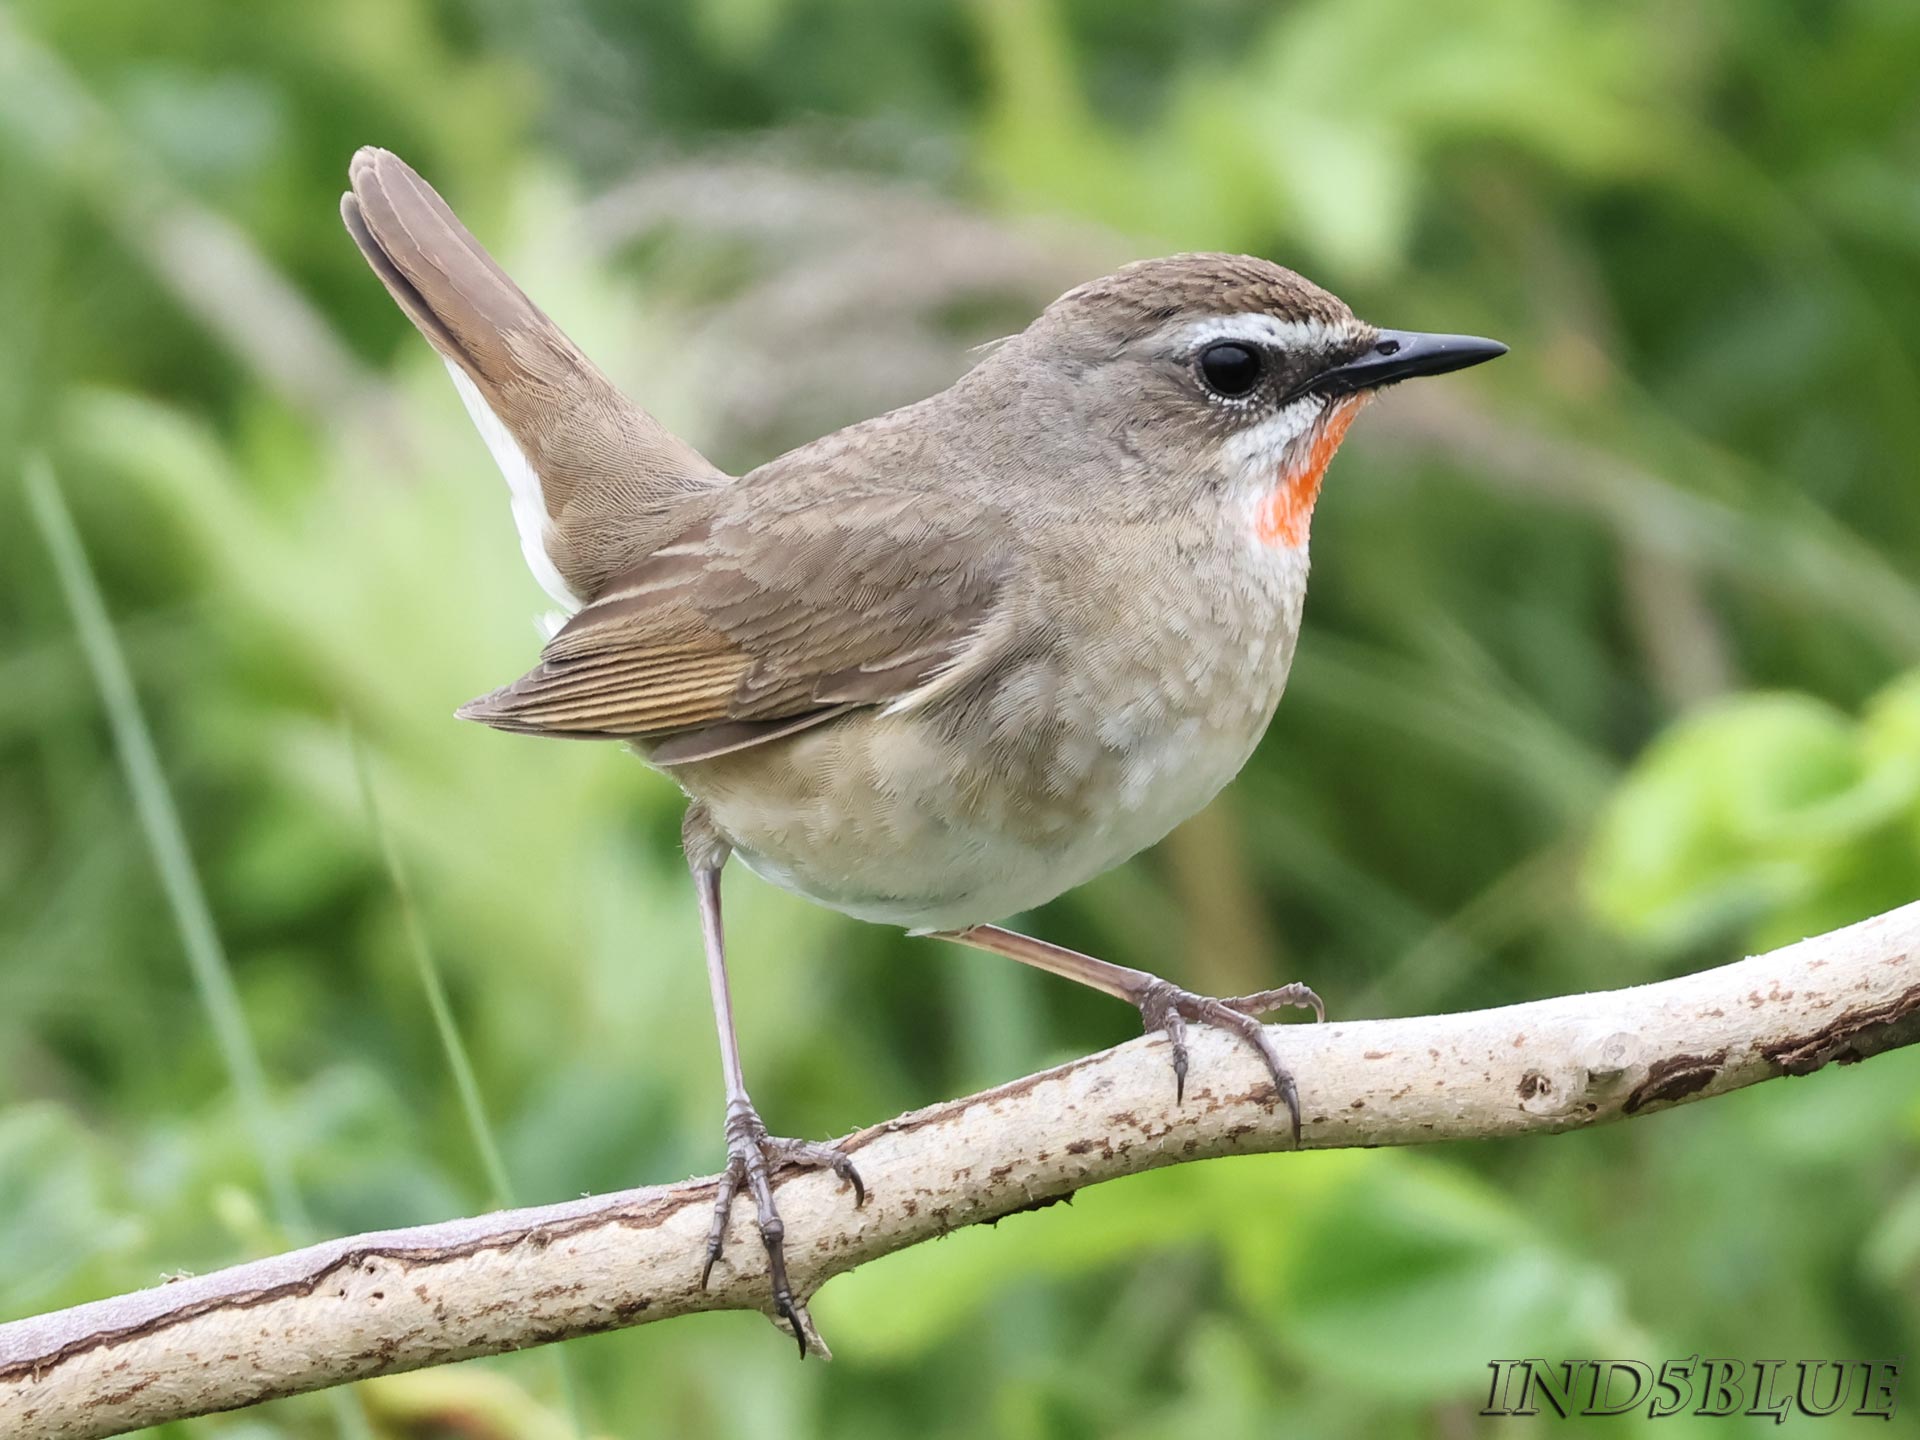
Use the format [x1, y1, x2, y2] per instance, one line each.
[678, 530, 1308, 930]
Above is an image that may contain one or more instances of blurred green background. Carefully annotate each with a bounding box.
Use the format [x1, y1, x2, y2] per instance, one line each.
[4, 0, 1919, 1435]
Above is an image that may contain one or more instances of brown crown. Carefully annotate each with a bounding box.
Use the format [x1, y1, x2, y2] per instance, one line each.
[1043, 252, 1358, 338]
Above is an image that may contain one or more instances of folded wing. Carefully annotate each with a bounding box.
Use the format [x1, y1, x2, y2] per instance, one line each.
[456, 487, 1023, 763]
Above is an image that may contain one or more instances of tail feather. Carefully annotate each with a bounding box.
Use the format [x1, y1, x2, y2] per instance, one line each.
[342, 146, 725, 607]
[340, 189, 468, 366]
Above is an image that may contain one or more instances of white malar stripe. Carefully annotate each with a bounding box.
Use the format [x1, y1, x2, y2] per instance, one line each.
[1221, 394, 1322, 477]
[443, 359, 583, 613]
[1178, 313, 1354, 354]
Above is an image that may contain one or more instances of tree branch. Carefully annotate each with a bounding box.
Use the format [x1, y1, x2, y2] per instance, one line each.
[5, 903, 1918, 1439]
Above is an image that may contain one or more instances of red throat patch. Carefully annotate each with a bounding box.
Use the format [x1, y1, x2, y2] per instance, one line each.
[1255, 394, 1368, 548]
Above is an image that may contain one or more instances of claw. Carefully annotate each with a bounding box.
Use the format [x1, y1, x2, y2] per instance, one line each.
[700, 1154, 744, 1292]
[702, 1101, 863, 1355]
[776, 1296, 809, 1360]
[1278, 1071, 1302, 1147]
[1133, 978, 1322, 1144]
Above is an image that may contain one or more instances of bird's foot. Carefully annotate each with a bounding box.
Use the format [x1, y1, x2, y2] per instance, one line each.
[1133, 979, 1325, 1143]
[700, 1098, 865, 1358]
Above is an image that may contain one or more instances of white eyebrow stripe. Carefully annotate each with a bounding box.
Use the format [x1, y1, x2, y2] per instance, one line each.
[1178, 313, 1354, 352]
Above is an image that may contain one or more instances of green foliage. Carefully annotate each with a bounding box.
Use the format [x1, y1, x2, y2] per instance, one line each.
[3, 1, 1918, 1437]
[1589, 677, 1920, 951]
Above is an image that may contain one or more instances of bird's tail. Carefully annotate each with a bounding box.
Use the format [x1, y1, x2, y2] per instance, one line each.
[342, 146, 724, 608]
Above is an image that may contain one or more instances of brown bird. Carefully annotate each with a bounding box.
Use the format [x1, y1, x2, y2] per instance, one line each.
[341, 147, 1505, 1352]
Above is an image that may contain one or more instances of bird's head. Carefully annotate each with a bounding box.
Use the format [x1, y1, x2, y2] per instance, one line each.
[999, 253, 1505, 545]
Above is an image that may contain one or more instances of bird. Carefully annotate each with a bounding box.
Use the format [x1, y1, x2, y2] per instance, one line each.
[340, 146, 1506, 1354]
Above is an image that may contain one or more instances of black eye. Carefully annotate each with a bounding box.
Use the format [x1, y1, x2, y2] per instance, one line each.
[1198, 342, 1262, 398]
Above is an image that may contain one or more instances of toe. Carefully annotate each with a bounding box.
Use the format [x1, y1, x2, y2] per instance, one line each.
[763, 1136, 866, 1208]
[1141, 986, 1308, 1144]
[1230, 1013, 1305, 1144]
[1225, 982, 1325, 1023]
[701, 1158, 746, 1290]
[1146, 999, 1192, 1105]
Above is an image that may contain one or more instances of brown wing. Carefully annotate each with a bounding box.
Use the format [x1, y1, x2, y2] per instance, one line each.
[456, 485, 1023, 763]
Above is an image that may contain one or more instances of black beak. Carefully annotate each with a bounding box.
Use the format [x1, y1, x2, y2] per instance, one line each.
[1298, 329, 1507, 401]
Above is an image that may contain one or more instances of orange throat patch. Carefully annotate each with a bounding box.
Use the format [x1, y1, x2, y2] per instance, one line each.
[1255, 393, 1368, 549]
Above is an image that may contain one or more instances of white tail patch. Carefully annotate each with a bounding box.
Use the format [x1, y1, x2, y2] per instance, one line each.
[443, 360, 583, 613]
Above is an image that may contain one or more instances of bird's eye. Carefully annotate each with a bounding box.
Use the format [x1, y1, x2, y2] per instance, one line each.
[1198, 342, 1262, 398]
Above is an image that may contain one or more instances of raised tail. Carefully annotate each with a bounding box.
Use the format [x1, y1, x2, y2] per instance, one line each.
[342, 147, 725, 608]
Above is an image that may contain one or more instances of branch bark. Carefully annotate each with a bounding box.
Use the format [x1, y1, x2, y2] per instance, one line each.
[5, 903, 1918, 1439]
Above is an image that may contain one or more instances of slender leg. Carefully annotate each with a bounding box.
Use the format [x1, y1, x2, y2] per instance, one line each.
[686, 808, 863, 1357]
[934, 924, 1324, 1143]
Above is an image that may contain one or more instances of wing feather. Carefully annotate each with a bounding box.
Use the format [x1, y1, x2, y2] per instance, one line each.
[458, 487, 1021, 758]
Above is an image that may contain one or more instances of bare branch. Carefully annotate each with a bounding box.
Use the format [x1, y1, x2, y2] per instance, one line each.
[4, 903, 1917, 1439]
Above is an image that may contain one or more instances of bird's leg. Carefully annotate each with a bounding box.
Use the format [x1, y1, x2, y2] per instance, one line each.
[933, 924, 1324, 1143]
[685, 809, 864, 1358]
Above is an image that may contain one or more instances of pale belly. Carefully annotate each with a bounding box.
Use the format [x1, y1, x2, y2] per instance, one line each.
[710, 708, 1271, 931]
[672, 544, 1307, 931]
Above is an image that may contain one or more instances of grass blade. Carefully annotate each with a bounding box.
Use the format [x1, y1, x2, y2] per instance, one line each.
[347, 728, 513, 1204]
[25, 457, 304, 1228]
[25, 456, 372, 1440]
[349, 726, 589, 1439]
